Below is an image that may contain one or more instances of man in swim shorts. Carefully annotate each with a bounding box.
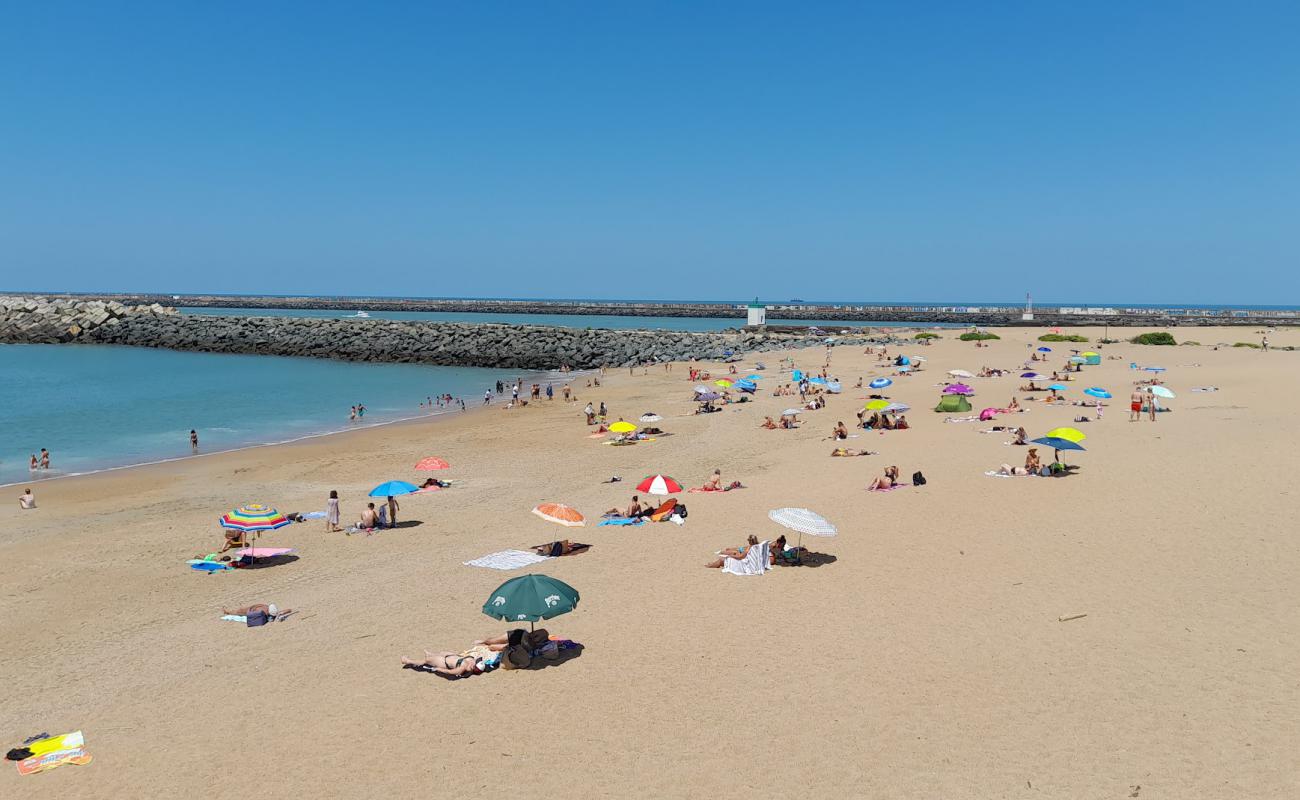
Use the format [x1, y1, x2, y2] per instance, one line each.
[1130, 389, 1143, 421]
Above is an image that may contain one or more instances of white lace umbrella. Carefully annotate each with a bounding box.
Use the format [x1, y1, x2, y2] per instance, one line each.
[768, 507, 836, 562]
[948, 369, 974, 378]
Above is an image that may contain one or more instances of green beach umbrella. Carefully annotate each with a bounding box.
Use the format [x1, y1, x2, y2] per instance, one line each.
[482, 574, 580, 628]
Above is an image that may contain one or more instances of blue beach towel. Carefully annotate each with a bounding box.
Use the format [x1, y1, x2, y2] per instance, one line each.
[598, 517, 645, 527]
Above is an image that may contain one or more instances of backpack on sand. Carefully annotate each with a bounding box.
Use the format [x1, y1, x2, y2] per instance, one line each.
[912, 471, 927, 486]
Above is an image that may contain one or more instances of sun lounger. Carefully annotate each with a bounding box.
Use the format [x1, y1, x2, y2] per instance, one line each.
[722, 541, 770, 576]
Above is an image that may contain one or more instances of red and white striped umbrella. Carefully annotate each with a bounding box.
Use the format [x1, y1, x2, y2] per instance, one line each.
[635, 474, 683, 496]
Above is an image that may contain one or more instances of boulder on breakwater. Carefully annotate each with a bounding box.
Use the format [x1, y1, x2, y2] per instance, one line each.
[0, 295, 175, 344]
[78, 313, 884, 369]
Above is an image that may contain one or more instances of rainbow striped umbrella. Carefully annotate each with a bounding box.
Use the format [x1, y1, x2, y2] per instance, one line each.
[219, 504, 291, 533]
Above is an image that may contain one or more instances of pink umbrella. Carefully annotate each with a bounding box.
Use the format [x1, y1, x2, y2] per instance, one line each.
[943, 384, 974, 395]
[979, 407, 998, 421]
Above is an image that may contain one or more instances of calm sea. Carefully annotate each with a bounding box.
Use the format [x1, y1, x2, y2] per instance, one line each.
[0, 344, 548, 487]
[179, 307, 960, 330]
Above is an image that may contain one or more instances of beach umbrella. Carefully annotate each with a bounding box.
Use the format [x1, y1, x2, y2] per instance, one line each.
[1081, 351, 1099, 358]
[1084, 387, 1112, 399]
[824, 382, 842, 394]
[734, 379, 757, 392]
[947, 369, 974, 378]
[219, 504, 291, 563]
[943, 384, 974, 395]
[1047, 383, 1067, 391]
[532, 503, 585, 527]
[768, 507, 837, 563]
[1045, 427, 1087, 443]
[694, 385, 711, 394]
[1149, 386, 1176, 399]
[636, 474, 683, 495]
[414, 456, 450, 470]
[744, 374, 762, 381]
[697, 392, 721, 402]
[1037, 346, 1052, 352]
[482, 574, 580, 629]
[1030, 436, 1086, 452]
[864, 399, 890, 411]
[792, 369, 804, 381]
[639, 413, 662, 424]
[608, 421, 637, 434]
[896, 365, 912, 372]
[910, 356, 927, 362]
[1020, 372, 1045, 379]
[714, 379, 733, 388]
[809, 376, 828, 385]
[369, 480, 419, 498]
[1145, 366, 1166, 372]
[869, 378, 893, 389]
[1069, 356, 1086, 364]
[782, 408, 803, 416]
[883, 402, 910, 413]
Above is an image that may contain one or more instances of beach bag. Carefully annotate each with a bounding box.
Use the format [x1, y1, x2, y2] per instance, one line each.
[246, 610, 269, 627]
[675, 503, 687, 519]
[912, 471, 927, 486]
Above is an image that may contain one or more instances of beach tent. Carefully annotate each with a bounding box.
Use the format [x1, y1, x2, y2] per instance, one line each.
[934, 394, 972, 413]
[1083, 351, 1101, 365]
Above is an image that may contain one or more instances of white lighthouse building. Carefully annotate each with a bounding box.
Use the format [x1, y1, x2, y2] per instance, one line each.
[746, 298, 766, 327]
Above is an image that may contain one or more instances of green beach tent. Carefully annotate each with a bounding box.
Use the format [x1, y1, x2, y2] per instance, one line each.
[934, 394, 972, 413]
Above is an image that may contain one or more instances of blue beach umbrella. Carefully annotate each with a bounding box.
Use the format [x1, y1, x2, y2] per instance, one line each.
[369, 480, 419, 497]
[1030, 437, 1086, 452]
[808, 376, 828, 385]
[733, 379, 757, 392]
[744, 374, 762, 381]
[792, 369, 804, 382]
[1047, 383, 1068, 391]
[869, 378, 893, 389]
[1084, 387, 1112, 399]
[896, 365, 912, 372]
[1037, 346, 1052, 352]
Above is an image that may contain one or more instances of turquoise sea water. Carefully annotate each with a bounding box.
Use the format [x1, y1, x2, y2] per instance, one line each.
[179, 307, 959, 330]
[0, 344, 542, 487]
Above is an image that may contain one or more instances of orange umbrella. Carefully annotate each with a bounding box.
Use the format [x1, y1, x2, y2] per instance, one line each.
[532, 503, 585, 527]
[414, 456, 450, 470]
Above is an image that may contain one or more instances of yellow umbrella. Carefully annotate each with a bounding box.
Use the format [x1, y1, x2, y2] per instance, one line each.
[864, 399, 889, 411]
[714, 379, 733, 388]
[609, 421, 637, 434]
[1045, 427, 1086, 443]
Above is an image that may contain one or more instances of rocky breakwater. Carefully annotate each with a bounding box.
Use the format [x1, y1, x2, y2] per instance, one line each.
[82, 313, 873, 369]
[0, 295, 176, 344]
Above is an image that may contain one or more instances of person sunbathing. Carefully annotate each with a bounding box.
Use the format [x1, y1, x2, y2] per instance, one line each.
[780, 416, 796, 429]
[604, 496, 644, 518]
[401, 645, 497, 676]
[419, 477, 450, 489]
[998, 448, 1041, 476]
[1013, 427, 1028, 445]
[705, 535, 759, 568]
[770, 535, 808, 565]
[1007, 397, 1020, 410]
[533, 540, 585, 557]
[868, 466, 900, 491]
[894, 415, 909, 430]
[831, 447, 872, 457]
[760, 416, 778, 429]
[830, 421, 848, 440]
[474, 628, 550, 652]
[702, 469, 722, 491]
[220, 529, 246, 552]
[223, 603, 293, 619]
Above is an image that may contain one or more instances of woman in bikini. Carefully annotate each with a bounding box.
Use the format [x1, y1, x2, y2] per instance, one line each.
[704, 535, 759, 568]
[701, 469, 722, 491]
[868, 466, 900, 491]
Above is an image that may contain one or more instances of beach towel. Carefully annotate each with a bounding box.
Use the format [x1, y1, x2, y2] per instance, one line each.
[221, 614, 248, 623]
[649, 499, 677, 522]
[598, 517, 645, 526]
[722, 541, 770, 576]
[1192, 387, 1219, 392]
[232, 547, 295, 559]
[16, 748, 92, 776]
[984, 470, 1034, 478]
[189, 561, 231, 573]
[463, 550, 552, 570]
[299, 511, 327, 519]
[868, 483, 911, 492]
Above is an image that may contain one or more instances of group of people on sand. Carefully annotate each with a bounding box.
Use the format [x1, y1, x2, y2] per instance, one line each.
[401, 628, 560, 677]
[704, 534, 806, 568]
[856, 410, 908, 431]
[761, 415, 798, 430]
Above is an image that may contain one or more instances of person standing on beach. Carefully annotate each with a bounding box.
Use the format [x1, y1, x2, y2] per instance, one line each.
[350, 406, 357, 422]
[357, 404, 366, 418]
[326, 490, 341, 532]
[563, 385, 571, 402]
[598, 402, 607, 423]
[190, 429, 199, 450]
[1148, 389, 1158, 422]
[1130, 389, 1143, 422]
[546, 384, 553, 400]
[1262, 335, 1269, 351]
[30, 454, 38, 471]
[584, 402, 595, 425]
[387, 495, 399, 527]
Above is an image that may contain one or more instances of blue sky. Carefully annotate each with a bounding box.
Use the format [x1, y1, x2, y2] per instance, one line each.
[1, 1, 1296, 304]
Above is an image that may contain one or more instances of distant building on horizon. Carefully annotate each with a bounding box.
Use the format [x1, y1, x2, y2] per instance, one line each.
[747, 298, 766, 326]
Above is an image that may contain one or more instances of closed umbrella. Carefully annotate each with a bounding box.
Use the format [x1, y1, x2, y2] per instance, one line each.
[768, 507, 837, 564]
[482, 574, 580, 630]
[869, 378, 893, 389]
[636, 474, 682, 495]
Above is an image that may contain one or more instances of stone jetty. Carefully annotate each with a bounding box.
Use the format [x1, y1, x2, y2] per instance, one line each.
[0, 296, 885, 368]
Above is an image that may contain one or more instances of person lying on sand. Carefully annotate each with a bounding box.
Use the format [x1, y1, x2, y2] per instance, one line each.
[702, 469, 722, 491]
[402, 646, 497, 677]
[704, 535, 759, 568]
[868, 466, 900, 491]
[533, 540, 588, 557]
[831, 448, 874, 457]
[419, 478, 451, 489]
[761, 416, 778, 429]
[997, 448, 1041, 476]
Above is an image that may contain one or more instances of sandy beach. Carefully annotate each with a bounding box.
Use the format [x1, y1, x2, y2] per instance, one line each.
[2, 326, 1297, 799]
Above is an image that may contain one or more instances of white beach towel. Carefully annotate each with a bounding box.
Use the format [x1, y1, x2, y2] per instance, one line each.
[464, 550, 552, 570]
[984, 470, 1034, 478]
[722, 541, 771, 576]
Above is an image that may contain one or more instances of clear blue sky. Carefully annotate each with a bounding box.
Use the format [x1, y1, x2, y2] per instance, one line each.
[2, 1, 1297, 304]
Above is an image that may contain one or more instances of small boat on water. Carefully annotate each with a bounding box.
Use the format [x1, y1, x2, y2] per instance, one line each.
[348, 311, 371, 318]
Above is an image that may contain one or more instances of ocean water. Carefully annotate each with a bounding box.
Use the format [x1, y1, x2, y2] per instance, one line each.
[0, 344, 545, 486]
[179, 307, 960, 330]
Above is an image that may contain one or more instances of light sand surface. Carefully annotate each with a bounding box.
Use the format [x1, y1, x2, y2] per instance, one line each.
[1, 326, 1297, 799]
